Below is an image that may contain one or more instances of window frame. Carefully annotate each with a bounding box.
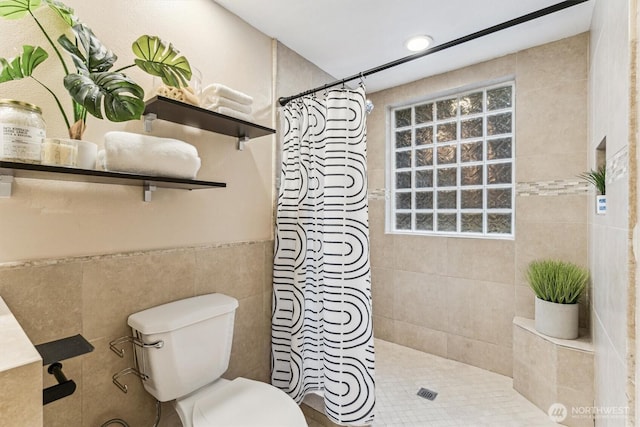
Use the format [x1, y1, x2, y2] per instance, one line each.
[385, 80, 516, 239]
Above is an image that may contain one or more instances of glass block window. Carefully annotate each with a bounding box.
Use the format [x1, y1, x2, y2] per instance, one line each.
[388, 82, 515, 237]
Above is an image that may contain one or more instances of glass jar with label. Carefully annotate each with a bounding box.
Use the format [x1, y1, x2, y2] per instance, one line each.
[0, 99, 46, 164]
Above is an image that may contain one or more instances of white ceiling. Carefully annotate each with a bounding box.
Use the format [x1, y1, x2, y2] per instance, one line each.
[214, 0, 594, 94]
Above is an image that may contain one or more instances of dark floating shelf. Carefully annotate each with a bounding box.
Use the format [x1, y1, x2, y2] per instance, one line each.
[143, 96, 275, 140]
[0, 161, 226, 191]
[0, 97, 270, 199]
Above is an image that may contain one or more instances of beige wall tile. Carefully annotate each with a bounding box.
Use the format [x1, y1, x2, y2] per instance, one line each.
[372, 316, 395, 342]
[371, 267, 394, 319]
[446, 277, 514, 346]
[446, 334, 512, 377]
[367, 168, 385, 191]
[368, 199, 386, 235]
[447, 55, 517, 90]
[516, 151, 589, 183]
[0, 262, 83, 345]
[513, 325, 557, 411]
[513, 321, 595, 425]
[446, 238, 515, 284]
[557, 347, 594, 394]
[195, 243, 265, 300]
[82, 250, 197, 342]
[516, 82, 587, 158]
[515, 222, 588, 279]
[393, 235, 447, 275]
[512, 324, 556, 381]
[516, 195, 588, 225]
[516, 33, 588, 93]
[393, 321, 447, 358]
[226, 294, 268, 380]
[393, 271, 448, 331]
[514, 285, 535, 320]
[368, 200, 395, 270]
[365, 103, 387, 173]
[263, 240, 274, 295]
[558, 386, 596, 427]
[0, 362, 42, 427]
[513, 359, 557, 413]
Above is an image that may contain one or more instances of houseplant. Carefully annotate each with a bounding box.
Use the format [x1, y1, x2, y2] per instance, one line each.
[579, 165, 606, 214]
[525, 259, 588, 339]
[0, 0, 192, 140]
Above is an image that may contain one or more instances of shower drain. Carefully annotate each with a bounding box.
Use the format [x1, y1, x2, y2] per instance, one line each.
[417, 387, 438, 401]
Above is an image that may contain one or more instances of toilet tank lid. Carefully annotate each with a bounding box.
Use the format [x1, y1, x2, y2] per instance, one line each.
[128, 293, 239, 334]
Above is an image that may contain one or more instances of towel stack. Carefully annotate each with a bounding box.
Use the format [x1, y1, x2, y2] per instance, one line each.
[99, 131, 201, 179]
[201, 83, 254, 122]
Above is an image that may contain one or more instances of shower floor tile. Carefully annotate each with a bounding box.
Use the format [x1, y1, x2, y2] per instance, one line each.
[372, 339, 557, 427]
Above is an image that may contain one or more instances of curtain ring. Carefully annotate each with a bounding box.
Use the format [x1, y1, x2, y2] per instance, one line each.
[359, 72, 366, 89]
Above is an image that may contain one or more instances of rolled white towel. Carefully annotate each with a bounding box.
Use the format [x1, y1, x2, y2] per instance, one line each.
[213, 106, 255, 123]
[202, 95, 252, 114]
[201, 83, 253, 106]
[103, 131, 201, 179]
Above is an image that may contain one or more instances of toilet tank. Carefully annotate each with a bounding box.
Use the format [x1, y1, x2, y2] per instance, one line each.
[127, 293, 239, 402]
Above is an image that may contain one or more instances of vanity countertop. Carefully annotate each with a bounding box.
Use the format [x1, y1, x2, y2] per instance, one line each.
[0, 296, 41, 372]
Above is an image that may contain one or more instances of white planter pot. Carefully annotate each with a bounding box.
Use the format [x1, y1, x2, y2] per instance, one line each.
[596, 195, 607, 215]
[534, 297, 579, 339]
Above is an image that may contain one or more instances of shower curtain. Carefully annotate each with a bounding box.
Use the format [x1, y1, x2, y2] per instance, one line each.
[271, 86, 375, 425]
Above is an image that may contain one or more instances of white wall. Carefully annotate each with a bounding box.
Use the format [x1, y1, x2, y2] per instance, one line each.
[0, 0, 275, 262]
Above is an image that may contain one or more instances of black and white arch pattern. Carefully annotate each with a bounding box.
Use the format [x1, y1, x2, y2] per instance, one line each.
[272, 87, 375, 425]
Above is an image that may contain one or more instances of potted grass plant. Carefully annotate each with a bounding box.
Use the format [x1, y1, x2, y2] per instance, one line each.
[579, 165, 606, 215]
[525, 259, 588, 339]
[0, 0, 192, 140]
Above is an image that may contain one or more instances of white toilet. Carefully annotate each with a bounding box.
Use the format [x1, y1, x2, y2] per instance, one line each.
[127, 293, 307, 427]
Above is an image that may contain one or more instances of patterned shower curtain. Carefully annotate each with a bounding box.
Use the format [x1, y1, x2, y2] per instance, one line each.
[271, 86, 375, 426]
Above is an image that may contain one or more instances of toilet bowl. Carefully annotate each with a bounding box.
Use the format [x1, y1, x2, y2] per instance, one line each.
[127, 293, 306, 427]
[175, 377, 306, 427]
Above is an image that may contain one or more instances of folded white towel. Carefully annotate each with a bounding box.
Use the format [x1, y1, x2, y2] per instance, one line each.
[202, 96, 252, 114]
[213, 106, 255, 123]
[103, 131, 201, 179]
[201, 83, 253, 106]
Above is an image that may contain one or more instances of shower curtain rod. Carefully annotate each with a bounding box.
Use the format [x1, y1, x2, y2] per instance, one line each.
[278, 0, 589, 106]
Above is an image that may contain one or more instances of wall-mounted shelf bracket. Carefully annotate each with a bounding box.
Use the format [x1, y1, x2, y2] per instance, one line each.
[143, 113, 157, 132]
[238, 136, 250, 151]
[0, 174, 13, 197]
[143, 183, 156, 202]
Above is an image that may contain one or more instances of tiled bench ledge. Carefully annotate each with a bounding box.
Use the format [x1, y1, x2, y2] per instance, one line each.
[0, 296, 42, 426]
[513, 317, 594, 427]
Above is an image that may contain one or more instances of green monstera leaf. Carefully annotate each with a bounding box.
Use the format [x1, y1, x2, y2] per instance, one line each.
[0, 0, 41, 19]
[0, 45, 48, 82]
[63, 71, 145, 122]
[43, 0, 75, 26]
[58, 23, 117, 73]
[132, 35, 191, 87]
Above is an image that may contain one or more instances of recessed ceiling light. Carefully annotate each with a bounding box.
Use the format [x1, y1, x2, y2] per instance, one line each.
[405, 35, 433, 52]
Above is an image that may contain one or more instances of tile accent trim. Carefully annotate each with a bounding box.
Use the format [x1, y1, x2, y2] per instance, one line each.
[0, 240, 272, 270]
[370, 182, 590, 199]
[516, 180, 589, 197]
[368, 189, 386, 201]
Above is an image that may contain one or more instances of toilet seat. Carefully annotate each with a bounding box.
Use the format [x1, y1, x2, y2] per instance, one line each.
[176, 377, 307, 427]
